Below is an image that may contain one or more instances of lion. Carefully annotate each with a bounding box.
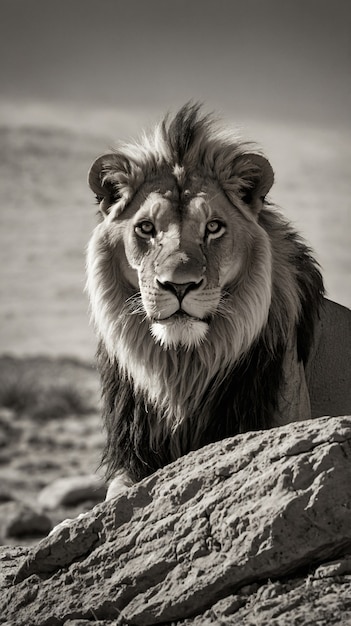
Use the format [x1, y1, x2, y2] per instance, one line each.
[86, 103, 351, 500]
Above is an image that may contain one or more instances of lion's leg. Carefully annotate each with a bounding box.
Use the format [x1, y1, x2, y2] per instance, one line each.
[306, 299, 351, 418]
[274, 339, 311, 426]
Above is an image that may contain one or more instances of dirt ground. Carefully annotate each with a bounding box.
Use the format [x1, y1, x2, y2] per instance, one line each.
[0, 355, 105, 544]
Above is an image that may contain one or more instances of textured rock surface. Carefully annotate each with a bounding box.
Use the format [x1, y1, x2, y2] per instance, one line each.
[1, 415, 351, 626]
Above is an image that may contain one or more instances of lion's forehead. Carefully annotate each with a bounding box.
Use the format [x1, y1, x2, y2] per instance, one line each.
[134, 179, 226, 234]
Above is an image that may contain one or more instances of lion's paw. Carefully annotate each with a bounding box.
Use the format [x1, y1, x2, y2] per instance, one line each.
[105, 472, 134, 500]
[49, 511, 91, 536]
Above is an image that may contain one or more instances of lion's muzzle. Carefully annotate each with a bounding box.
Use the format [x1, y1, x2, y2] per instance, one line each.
[155, 277, 204, 303]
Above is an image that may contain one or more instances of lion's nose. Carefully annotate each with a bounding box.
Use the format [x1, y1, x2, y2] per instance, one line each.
[156, 278, 203, 302]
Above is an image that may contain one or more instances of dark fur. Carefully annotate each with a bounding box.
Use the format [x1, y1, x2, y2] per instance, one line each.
[98, 228, 324, 483]
[92, 104, 324, 483]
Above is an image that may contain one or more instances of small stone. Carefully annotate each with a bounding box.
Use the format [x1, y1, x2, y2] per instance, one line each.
[314, 556, 351, 579]
[0, 408, 16, 423]
[0, 408, 18, 447]
[37, 475, 107, 510]
[0, 488, 14, 504]
[0, 502, 52, 538]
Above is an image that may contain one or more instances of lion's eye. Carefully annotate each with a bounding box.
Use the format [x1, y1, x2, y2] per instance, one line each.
[205, 220, 225, 238]
[134, 221, 155, 238]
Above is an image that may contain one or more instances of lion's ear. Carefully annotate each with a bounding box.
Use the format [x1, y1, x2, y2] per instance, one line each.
[88, 154, 125, 215]
[233, 153, 274, 215]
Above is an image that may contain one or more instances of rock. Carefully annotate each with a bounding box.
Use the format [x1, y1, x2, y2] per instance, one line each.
[37, 474, 107, 510]
[0, 502, 52, 539]
[0, 415, 351, 626]
[0, 408, 18, 447]
[0, 488, 14, 504]
[0, 408, 17, 425]
[0, 547, 29, 589]
[183, 570, 351, 625]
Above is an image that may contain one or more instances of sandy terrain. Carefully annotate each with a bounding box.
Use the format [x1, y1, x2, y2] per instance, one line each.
[0, 116, 350, 359]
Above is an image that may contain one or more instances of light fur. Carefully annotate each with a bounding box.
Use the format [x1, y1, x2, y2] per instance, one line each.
[86, 104, 324, 483]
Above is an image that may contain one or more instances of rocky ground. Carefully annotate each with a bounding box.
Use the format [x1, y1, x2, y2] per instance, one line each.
[0, 414, 351, 625]
[0, 355, 106, 546]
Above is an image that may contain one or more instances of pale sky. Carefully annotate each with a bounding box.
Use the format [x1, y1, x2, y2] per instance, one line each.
[0, 0, 350, 128]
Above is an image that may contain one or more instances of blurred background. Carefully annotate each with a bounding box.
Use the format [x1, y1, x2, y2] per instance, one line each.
[0, 0, 350, 360]
[0, 0, 350, 543]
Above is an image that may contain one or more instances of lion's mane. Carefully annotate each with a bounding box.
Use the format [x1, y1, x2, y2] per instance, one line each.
[87, 104, 324, 483]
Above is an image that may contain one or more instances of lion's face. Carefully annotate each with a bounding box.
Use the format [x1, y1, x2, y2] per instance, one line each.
[99, 174, 262, 349]
[87, 108, 276, 364]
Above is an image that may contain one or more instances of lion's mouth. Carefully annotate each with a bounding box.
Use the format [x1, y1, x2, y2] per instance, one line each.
[166, 310, 192, 320]
[155, 310, 208, 323]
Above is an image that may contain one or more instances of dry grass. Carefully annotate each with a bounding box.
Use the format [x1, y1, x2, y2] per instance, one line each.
[0, 355, 99, 420]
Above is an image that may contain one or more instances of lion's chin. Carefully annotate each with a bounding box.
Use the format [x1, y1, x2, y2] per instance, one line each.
[150, 316, 209, 350]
